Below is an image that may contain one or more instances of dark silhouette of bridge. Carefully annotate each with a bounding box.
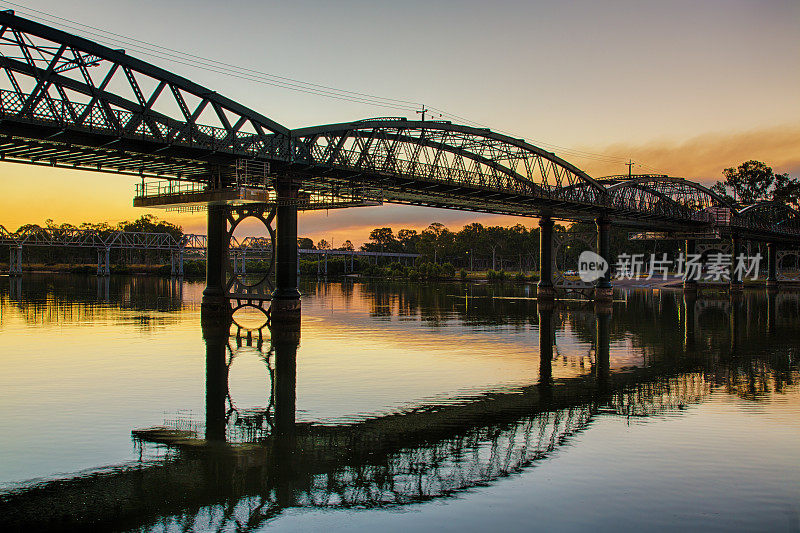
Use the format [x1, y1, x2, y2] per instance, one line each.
[0, 224, 418, 277]
[0, 10, 797, 309]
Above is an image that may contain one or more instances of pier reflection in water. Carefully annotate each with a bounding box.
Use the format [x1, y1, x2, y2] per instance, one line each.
[0, 277, 799, 531]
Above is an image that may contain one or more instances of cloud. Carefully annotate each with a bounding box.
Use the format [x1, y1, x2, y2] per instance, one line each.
[572, 123, 800, 186]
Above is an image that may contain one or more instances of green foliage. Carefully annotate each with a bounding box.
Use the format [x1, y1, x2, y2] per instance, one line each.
[297, 237, 315, 249]
[441, 262, 456, 278]
[69, 265, 96, 274]
[119, 214, 182, 239]
[711, 160, 799, 207]
[183, 260, 206, 278]
[486, 269, 507, 281]
[361, 220, 541, 270]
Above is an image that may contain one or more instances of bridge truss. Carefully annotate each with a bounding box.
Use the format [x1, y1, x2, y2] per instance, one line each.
[0, 11, 798, 306]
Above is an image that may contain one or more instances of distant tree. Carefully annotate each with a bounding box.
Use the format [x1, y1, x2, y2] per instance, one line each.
[338, 239, 355, 251]
[711, 160, 799, 207]
[365, 227, 397, 252]
[297, 237, 316, 249]
[397, 229, 420, 253]
[317, 239, 331, 250]
[15, 223, 42, 233]
[119, 214, 182, 239]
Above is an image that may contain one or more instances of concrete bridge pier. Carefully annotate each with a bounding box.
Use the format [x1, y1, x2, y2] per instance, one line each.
[537, 216, 555, 300]
[730, 232, 743, 293]
[96, 247, 111, 277]
[170, 249, 184, 277]
[766, 242, 778, 292]
[272, 179, 302, 321]
[8, 245, 22, 276]
[201, 204, 230, 317]
[594, 216, 613, 304]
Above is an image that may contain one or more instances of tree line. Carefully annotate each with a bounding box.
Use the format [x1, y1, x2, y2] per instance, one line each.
[352, 221, 681, 273]
[1, 215, 183, 268]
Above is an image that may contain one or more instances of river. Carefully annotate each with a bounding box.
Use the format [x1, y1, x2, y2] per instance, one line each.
[0, 275, 798, 531]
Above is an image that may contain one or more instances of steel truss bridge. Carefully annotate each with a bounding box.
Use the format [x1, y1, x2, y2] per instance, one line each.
[0, 10, 797, 305]
[0, 224, 418, 277]
[0, 11, 797, 234]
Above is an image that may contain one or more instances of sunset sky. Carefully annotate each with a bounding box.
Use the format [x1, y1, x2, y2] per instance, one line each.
[0, 0, 797, 246]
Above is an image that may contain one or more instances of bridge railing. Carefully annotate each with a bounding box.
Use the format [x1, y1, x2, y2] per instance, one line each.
[135, 181, 209, 198]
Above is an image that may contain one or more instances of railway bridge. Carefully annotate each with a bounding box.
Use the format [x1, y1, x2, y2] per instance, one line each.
[0, 11, 797, 315]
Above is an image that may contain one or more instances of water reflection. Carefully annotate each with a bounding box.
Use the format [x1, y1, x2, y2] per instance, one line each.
[0, 280, 798, 531]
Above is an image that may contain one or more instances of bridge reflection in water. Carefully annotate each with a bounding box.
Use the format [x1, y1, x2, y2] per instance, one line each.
[1, 281, 797, 531]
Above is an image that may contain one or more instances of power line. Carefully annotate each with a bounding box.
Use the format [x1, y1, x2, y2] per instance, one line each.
[0, 0, 665, 174]
[0, 0, 423, 108]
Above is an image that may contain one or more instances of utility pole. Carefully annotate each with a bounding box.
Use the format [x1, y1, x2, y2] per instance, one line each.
[627, 159, 634, 179]
[416, 104, 428, 122]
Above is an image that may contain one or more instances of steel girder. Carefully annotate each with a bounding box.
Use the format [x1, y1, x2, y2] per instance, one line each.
[0, 11, 289, 180]
[598, 175, 735, 226]
[737, 201, 800, 238]
[604, 175, 732, 212]
[290, 118, 610, 218]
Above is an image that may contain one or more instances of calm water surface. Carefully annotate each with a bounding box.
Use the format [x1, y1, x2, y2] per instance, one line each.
[0, 275, 798, 532]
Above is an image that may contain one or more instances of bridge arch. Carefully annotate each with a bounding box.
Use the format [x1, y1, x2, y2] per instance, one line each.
[601, 175, 735, 222]
[737, 201, 800, 236]
[290, 118, 608, 214]
[0, 11, 289, 180]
